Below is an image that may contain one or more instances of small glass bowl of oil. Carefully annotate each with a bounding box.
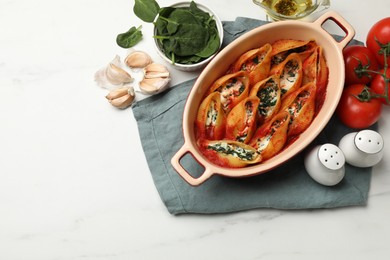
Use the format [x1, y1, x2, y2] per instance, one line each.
[253, 0, 330, 21]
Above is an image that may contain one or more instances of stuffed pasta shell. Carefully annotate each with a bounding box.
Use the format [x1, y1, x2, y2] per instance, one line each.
[231, 43, 272, 85]
[270, 39, 314, 71]
[280, 82, 316, 136]
[249, 75, 281, 125]
[208, 71, 250, 113]
[302, 46, 329, 111]
[196, 92, 226, 140]
[198, 139, 262, 168]
[225, 96, 260, 144]
[249, 111, 291, 160]
[273, 53, 303, 97]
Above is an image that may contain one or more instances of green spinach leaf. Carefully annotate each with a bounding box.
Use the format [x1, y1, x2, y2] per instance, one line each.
[196, 27, 220, 58]
[116, 25, 143, 48]
[156, 23, 209, 56]
[189, 1, 210, 24]
[133, 0, 160, 22]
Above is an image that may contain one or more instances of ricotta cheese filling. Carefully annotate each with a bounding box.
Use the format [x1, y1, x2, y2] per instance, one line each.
[205, 100, 218, 127]
[280, 59, 299, 95]
[207, 142, 257, 161]
[218, 78, 245, 111]
[258, 79, 278, 117]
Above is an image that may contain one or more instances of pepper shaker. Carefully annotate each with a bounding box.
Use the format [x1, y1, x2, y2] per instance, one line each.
[338, 129, 384, 168]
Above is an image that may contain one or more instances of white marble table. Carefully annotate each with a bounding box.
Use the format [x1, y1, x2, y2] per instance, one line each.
[1, 0, 389, 259]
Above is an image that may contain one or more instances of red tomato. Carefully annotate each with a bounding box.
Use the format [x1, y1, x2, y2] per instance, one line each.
[336, 84, 382, 129]
[366, 17, 390, 67]
[343, 45, 379, 85]
[370, 67, 390, 105]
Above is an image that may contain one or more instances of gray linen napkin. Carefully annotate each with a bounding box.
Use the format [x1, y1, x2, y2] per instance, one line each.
[132, 17, 374, 215]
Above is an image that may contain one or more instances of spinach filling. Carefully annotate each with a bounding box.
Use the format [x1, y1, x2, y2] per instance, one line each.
[236, 101, 254, 142]
[216, 77, 246, 109]
[206, 100, 217, 127]
[207, 142, 257, 161]
[257, 79, 278, 116]
[287, 90, 310, 117]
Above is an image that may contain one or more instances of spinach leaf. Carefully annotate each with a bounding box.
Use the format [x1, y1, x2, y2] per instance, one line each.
[156, 23, 209, 56]
[116, 25, 143, 48]
[133, 0, 160, 22]
[168, 9, 201, 25]
[189, 1, 210, 24]
[156, 16, 179, 35]
[196, 27, 220, 58]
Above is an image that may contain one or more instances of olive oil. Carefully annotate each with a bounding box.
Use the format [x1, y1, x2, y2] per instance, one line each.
[263, 0, 313, 16]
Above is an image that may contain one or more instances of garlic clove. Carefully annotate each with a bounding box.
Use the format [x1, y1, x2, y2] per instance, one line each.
[139, 78, 170, 94]
[106, 86, 135, 109]
[139, 63, 170, 94]
[106, 64, 133, 85]
[144, 71, 170, 79]
[144, 63, 170, 79]
[125, 51, 152, 68]
[108, 94, 134, 109]
[106, 55, 133, 85]
[105, 87, 128, 100]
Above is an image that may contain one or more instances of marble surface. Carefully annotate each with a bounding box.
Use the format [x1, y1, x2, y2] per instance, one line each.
[1, 0, 390, 259]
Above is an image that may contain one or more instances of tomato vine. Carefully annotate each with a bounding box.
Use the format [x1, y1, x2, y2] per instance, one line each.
[354, 41, 390, 105]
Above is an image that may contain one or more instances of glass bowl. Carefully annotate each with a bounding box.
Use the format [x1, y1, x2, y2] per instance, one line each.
[253, 0, 330, 21]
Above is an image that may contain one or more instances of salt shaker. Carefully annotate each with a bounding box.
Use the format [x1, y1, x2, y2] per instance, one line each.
[338, 130, 384, 168]
[304, 143, 346, 186]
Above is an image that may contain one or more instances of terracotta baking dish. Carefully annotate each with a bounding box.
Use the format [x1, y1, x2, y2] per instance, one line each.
[171, 11, 355, 186]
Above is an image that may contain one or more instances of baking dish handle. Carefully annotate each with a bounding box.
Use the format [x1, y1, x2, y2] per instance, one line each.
[171, 144, 214, 186]
[313, 10, 356, 50]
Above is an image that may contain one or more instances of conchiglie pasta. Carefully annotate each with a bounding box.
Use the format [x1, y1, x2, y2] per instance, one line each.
[270, 39, 313, 72]
[198, 139, 262, 168]
[249, 75, 281, 125]
[302, 46, 329, 111]
[195, 92, 226, 140]
[273, 53, 303, 97]
[231, 43, 272, 85]
[208, 71, 250, 113]
[280, 82, 317, 136]
[225, 96, 260, 144]
[249, 111, 291, 160]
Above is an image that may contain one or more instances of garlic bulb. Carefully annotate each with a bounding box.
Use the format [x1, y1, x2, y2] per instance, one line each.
[125, 51, 152, 68]
[139, 63, 170, 94]
[95, 55, 133, 90]
[106, 86, 136, 109]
